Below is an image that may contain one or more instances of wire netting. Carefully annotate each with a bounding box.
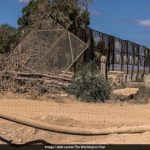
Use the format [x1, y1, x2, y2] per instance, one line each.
[4, 18, 88, 76]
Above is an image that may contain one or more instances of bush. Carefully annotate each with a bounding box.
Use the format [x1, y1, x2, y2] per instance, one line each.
[66, 62, 111, 102]
[131, 84, 150, 104]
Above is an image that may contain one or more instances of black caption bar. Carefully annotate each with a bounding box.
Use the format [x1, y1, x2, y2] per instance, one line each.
[0, 145, 150, 150]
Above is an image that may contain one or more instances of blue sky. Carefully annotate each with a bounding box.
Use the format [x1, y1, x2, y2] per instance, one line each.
[0, 0, 26, 26]
[89, 0, 150, 47]
[0, 0, 150, 47]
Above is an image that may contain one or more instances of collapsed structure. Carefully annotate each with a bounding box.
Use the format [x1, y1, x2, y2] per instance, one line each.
[0, 18, 88, 97]
[5, 18, 88, 76]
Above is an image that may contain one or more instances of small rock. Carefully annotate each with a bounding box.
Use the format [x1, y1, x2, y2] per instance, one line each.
[108, 71, 124, 87]
[33, 128, 38, 135]
[112, 88, 139, 99]
[60, 93, 69, 97]
[144, 74, 150, 83]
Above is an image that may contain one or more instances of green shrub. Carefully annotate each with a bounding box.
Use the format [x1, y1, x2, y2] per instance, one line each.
[66, 62, 111, 102]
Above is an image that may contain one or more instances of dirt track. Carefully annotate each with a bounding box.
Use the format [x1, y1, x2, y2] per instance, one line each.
[1, 94, 150, 144]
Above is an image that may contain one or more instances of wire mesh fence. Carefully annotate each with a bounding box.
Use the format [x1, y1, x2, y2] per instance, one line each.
[0, 17, 149, 82]
[3, 18, 88, 76]
[79, 28, 150, 82]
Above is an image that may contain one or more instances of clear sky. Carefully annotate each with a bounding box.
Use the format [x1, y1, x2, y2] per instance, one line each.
[0, 0, 150, 47]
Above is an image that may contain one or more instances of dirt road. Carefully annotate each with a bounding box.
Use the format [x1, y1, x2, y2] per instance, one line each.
[0, 94, 150, 144]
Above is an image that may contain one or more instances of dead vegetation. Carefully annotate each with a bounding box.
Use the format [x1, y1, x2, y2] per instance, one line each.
[129, 84, 150, 104]
[0, 71, 72, 100]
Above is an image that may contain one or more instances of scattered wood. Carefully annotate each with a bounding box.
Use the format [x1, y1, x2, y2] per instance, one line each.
[0, 71, 72, 98]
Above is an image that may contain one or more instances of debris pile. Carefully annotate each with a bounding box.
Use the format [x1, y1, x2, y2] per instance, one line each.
[0, 71, 73, 99]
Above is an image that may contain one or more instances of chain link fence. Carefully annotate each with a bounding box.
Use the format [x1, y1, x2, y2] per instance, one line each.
[3, 18, 88, 76]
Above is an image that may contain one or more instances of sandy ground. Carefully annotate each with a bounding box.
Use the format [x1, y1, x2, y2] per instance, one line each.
[0, 94, 150, 144]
